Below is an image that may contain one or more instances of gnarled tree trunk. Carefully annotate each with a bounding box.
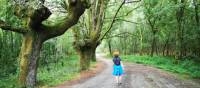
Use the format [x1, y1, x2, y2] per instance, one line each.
[19, 32, 43, 88]
[78, 47, 93, 70]
[76, 42, 99, 70]
[90, 47, 96, 62]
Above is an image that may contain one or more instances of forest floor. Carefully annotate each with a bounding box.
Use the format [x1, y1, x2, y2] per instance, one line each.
[54, 54, 200, 88]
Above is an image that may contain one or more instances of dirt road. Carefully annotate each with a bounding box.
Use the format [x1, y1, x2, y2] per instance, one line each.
[58, 54, 200, 88]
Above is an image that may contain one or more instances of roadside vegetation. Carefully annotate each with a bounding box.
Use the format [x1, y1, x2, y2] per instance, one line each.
[121, 55, 200, 79]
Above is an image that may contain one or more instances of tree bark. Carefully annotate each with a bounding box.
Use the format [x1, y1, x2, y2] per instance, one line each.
[147, 16, 157, 57]
[166, 41, 170, 56]
[18, 32, 43, 88]
[193, 0, 200, 56]
[193, 0, 199, 26]
[151, 31, 156, 57]
[139, 28, 143, 55]
[91, 47, 97, 62]
[175, 0, 185, 60]
[78, 48, 92, 70]
[163, 33, 170, 56]
[108, 40, 112, 56]
[75, 41, 99, 70]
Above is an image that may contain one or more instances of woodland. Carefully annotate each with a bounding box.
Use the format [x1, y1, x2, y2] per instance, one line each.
[0, 0, 199, 88]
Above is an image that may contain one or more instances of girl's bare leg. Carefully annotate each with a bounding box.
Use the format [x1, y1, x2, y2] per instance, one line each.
[115, 76, 119, 83]
[119, 76, 122, 83]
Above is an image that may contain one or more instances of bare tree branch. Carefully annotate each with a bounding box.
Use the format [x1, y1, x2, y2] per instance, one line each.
[103, 32, 137, 39]
[41, 0, 90, 40]
[115, 18, 140, 24]
[125, 0, 142, 4]
[0, 20, 27, 34]
[105, 18, 140, 24]
[107, 0, 141, 7]
[99, 0, 126, 41]
[105, 5, 142, 19]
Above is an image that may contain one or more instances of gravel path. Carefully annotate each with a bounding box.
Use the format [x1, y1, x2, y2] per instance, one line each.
[63, 54, 200, 88]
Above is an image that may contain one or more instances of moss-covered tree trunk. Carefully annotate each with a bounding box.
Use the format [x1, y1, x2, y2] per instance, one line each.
[90, 47, 96, 62]
[75, 42, 98, 70]
[18, 32, 43, 88]
[73, 0, 108, 70]
[78, 47, 93, 70]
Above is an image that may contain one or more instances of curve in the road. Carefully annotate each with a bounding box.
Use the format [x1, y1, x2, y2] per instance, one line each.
[62, 54, 200, 88]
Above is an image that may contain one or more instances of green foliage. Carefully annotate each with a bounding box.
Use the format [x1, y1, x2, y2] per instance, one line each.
[0, 31, 22, 77]
[0, 0, 22, 27]
[39, 31, 76, 67]
[0, 75, 18, 88]
[38, 55, 79, 87]
[102, 0, 200, 59]
[122, 55, 200, 78]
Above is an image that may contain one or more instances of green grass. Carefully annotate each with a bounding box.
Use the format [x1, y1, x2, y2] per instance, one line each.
[37, 55, 80, 87]
[0, 55, 80, 88]
[0, 55, 99, 88]
[0, 75, 18, 88]
[121, 55, 200, 79]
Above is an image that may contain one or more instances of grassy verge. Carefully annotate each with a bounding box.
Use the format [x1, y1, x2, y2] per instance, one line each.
[0, 55, 99, 88]
[0, 75, 17, 88]
[121, 55, 200, 79]
[38, 56, 98, 87]
[38, 55, 80, 87]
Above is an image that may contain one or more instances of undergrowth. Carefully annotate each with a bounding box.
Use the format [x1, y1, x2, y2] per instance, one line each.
[121, 55, 200, 79]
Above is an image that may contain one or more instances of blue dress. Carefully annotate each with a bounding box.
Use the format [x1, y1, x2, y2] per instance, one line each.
[112, 65, 124, 76]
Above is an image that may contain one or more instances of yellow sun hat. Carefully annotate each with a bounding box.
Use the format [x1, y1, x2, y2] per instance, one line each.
[113, 50, 119, 56]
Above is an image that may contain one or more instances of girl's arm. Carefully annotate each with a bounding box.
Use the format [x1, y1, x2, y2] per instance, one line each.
[121, 61, 125, 70]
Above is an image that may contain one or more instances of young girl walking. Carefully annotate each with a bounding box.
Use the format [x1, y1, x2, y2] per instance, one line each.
[112, 50, 124, 85]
